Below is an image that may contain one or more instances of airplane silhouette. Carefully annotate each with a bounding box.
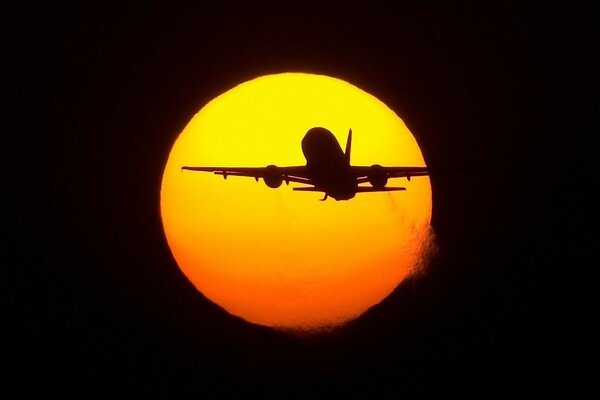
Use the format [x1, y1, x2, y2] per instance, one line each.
[182, 127, 430, 201]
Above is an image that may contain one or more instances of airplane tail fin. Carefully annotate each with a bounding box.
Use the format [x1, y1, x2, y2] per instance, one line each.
[345, 128, 352, 164]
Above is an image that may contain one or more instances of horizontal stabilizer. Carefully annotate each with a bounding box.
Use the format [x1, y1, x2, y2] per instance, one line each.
[292, 187, 324, 192]
[356, 186, 406, 192]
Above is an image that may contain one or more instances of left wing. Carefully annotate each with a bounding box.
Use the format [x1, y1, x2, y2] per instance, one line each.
[181, 165, 311, 185]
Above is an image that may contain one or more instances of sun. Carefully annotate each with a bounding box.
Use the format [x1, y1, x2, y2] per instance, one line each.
[160, 72, 432, 332]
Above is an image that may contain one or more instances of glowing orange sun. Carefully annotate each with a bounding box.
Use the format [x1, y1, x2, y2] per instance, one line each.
[160, 73, 433, 332]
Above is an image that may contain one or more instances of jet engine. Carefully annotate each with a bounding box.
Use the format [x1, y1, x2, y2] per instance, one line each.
[368, 164, 388, 188]
[264, 164, 284, 188]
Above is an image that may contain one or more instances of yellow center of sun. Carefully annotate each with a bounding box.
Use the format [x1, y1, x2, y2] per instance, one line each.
[160, 72, 432, 332]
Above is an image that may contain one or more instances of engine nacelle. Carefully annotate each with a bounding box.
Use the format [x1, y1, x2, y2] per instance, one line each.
[264, 164, 283, 188]
[368, 164, 388, 188]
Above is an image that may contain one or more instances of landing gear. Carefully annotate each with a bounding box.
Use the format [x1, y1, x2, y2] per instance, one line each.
[320, 193, 328, 201]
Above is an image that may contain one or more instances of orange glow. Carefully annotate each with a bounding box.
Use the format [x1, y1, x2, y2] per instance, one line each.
[160, 73, 432, 332]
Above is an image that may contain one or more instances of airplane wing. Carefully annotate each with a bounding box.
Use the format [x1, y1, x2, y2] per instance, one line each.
[181, 165, 312, 185]
[350, 165, 430, 184]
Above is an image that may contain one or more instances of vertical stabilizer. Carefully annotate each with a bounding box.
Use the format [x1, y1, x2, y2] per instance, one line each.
[345, 128, 352, 164]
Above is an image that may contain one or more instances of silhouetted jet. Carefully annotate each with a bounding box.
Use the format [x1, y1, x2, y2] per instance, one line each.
[182, 127, 430, 201]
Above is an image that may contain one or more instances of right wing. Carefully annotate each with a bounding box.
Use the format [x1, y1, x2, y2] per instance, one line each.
[181, 165, 312, 185]
[351, 164, 481, 184]
[350, 165, 430, 183]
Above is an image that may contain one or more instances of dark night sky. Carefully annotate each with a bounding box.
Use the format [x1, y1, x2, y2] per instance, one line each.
[6, 2, 595, 397]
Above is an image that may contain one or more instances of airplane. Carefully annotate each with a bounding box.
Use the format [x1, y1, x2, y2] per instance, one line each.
[181, 127, 430, 201]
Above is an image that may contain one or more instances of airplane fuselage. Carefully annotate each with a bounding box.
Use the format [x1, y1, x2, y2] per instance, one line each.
[301, 127, 357, 200]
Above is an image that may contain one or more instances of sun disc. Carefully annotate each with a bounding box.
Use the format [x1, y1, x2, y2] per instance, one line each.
[160, 72, 432, 331]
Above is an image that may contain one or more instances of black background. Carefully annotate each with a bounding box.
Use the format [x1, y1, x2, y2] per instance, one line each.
[7, 2, 595, 397]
